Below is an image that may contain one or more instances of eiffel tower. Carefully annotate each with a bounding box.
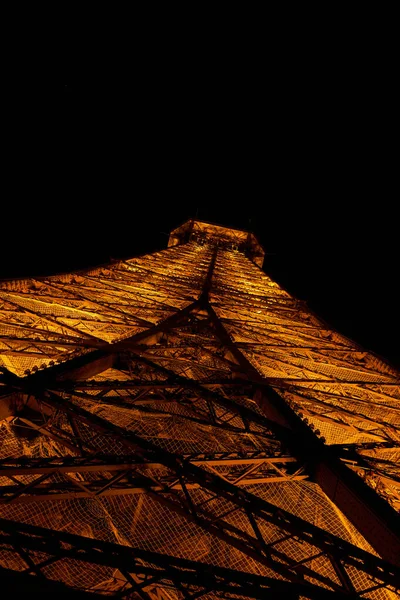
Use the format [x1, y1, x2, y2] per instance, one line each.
[0, 219, 399, 599]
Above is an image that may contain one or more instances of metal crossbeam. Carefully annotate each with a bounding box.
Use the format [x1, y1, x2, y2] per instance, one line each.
[115, 352, 289, 438]
[6, 388, 399, 595]
[0, 453, 299, 473]
[0, 518, 346, 599]
[0, 454, 306, 504]
[1, 223, 400, 598]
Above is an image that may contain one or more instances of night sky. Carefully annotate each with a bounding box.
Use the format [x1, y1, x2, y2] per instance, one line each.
[2, 44, 398, 368]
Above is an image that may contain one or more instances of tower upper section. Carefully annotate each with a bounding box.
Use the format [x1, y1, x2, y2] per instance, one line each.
[168, 219, 265, 267]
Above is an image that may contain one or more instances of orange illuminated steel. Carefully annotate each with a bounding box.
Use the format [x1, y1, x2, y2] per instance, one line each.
[0, 219, 399, 598]
[169, 219, 265, 266]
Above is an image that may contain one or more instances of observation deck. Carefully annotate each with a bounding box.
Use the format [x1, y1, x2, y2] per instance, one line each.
[168, 219, 265, 267]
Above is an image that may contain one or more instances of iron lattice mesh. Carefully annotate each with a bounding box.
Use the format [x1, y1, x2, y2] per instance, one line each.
[1, 397, 395, 596]
[0, 228, 399, 597]
[71, 396, 276, 456]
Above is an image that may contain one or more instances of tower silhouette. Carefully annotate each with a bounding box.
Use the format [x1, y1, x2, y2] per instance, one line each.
[0, 219, 399, 598]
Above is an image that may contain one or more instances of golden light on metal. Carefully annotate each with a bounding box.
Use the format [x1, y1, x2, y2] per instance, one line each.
[0, 220, 399, 597]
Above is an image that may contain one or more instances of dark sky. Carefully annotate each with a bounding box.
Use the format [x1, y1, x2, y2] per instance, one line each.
[2, 40, 399, 367]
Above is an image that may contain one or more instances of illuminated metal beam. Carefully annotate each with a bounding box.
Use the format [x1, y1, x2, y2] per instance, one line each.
[0, 453, 299, 474]
[7, 388, 399, 593]
[1, 232, 400, 598]
[0, 518, 348, 599]
[0, 454, 306, 504]
[205, 303, 400, 564]
[2, 301, 400, 567]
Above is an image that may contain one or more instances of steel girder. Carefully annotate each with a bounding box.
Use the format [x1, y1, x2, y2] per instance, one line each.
[0, 518, 347, 599]
[0, 384, 399, 596]
[1, 223, 400, 598]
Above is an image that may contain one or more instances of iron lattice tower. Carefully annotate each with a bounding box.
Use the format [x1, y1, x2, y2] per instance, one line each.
[0, 219, 399, 599]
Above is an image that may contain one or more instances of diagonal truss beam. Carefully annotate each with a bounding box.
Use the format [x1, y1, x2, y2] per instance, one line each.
[0, 454, 306, 504]
[2, 268, 400, 575]
[1, 238, 400, 597]
[4, 387, 399, 595]
[0, 518, 346, 599]
[116, 351, 290, 439]
[205, 301, 400, 565]
[2, 301, 399, 562]
[0, 297, 205, 387]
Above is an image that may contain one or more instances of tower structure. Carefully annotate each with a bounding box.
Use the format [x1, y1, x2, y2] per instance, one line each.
[0, 219, 399, 599]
